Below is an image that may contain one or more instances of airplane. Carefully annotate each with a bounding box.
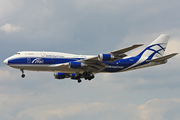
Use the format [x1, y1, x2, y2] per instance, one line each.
[3, 34, 178, 83]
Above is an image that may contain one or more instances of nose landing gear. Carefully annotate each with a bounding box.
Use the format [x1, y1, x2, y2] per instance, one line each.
[21, 74, 25, 78]
[20, 69, 25, 78]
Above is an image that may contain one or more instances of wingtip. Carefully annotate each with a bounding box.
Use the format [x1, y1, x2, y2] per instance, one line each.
[133, 44, 144, 47]
[172, 53, 179, 56]
[139, 44, 144, 46]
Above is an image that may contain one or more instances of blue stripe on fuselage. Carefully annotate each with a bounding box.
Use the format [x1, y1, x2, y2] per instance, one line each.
[8, 56, 144, 73]
[8, 57, 84, 65]
[102, 56, 140, 72]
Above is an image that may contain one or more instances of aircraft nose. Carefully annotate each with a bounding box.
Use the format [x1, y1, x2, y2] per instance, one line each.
[3, 59, 8, 65]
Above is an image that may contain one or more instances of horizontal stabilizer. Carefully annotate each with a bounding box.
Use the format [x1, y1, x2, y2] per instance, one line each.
[146, 53, 178, 62]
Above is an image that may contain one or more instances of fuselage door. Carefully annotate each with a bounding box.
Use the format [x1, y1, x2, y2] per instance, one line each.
[27, 58, 31, 64]
[41, 52, 46, 58]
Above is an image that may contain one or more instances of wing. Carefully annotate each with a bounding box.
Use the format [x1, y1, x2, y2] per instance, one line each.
[83, 44, 143, 62]
[49, 44, 143, 73]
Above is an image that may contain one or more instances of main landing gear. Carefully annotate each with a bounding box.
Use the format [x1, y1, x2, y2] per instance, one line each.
[20, 69, 25, 78]
[83, 72, 95, 81]
[76, 72, 95, 83]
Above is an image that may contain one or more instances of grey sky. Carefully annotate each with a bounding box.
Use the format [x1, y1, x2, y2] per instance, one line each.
[0, 0, 180, 120]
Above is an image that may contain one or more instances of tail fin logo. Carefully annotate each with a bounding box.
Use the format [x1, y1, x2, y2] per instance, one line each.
[137, 34, 170, 58]
[147, 43, 166, 57]
[138, 43, 166, 58]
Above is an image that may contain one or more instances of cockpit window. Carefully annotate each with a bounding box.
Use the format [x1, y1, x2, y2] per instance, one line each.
[16, 53, 20, 55]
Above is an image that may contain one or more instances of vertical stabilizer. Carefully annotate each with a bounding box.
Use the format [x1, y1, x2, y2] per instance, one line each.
[137, 34, 170, 58]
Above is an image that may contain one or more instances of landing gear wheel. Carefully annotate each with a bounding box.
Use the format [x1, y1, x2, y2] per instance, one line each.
[77, 79, 82, 83]
[21, 74, 25, 78]
[89, 74, 94, 80]
[87, 74, 94, 80]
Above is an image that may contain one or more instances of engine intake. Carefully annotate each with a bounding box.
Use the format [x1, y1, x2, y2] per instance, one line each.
[69, 62, 86, 69]
[98, 54, 115, 61]
[54, 72, 69, 79]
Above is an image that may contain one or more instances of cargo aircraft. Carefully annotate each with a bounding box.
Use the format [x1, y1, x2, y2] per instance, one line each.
[3, 34, 178, 83]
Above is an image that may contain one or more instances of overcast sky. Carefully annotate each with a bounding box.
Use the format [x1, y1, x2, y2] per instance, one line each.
[0, 0, 180, 120]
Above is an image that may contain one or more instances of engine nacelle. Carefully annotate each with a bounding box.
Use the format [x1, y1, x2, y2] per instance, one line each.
[54, 72, 69, 79]
[69, 62, 86, 69]
[98, 54, 115, 61]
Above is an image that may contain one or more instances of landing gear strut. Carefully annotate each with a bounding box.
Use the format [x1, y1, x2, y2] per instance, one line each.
[20, 69, 25, 78]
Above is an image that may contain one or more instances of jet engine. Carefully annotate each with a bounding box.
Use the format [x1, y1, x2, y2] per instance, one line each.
[54, 72, 69, 79]
[69, 62, 86, 69]
[98, 54, 115, 61]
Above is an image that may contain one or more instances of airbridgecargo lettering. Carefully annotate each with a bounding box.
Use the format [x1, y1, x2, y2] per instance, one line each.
[46, 55, 64, 58]
[32, 58, 44, 64]
[108, 66, 124, 69]
[3, 34, 178, 83]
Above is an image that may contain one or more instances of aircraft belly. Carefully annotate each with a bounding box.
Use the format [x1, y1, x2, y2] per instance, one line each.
[9, 64, 86, 73]
[48, 65, 84, 73]
[9, 64, 49, 71]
